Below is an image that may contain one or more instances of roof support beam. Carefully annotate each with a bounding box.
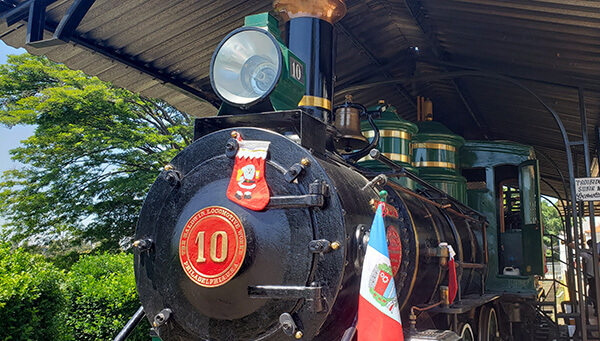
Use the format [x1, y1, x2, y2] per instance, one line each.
[402, 0, 491, 138]
[52, 0, 96, 42]
[335, 20, 417, 109]
[26, 0, 46, 44]
[419, 57, 600, 93]
[22, 0, 97, 47]
[68, 34, 221, 108]
[0, 0, 35, 26]
[0, 1, 221, 108]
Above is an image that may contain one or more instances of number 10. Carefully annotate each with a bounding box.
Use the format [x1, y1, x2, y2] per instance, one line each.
[195, 231, 228, 263]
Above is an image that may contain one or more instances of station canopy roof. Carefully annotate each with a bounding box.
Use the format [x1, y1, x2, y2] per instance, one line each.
[0, 0, 599, 208]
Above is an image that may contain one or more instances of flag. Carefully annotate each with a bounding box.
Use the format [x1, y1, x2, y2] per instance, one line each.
[357, 203, 404, 341]
[447, 244, 457, 304]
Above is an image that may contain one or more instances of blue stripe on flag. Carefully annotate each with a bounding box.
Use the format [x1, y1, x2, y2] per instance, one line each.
[368, 204, 389, 257]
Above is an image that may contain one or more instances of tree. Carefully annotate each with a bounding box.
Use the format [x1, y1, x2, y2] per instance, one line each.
[0, 54, 193, 250]
[541, 199, 564, 258]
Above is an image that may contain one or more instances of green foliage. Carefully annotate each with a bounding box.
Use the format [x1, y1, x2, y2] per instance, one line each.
[541, 199, 564, 259]
[542, 199, 563, 236]
[65, 252, 149, 341]
[0, 54, 193, 250]
[0, 242, 66, 340]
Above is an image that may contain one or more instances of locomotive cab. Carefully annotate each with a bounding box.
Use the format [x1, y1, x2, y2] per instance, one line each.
[497, 161, 544, 277]
[461, 141, 544, 294]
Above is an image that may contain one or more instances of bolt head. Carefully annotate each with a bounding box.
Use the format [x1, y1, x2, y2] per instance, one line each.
[301, 158, 310, 166]
[331, 241, 341, 250]
[231, 131, 239, 138]
[295, 331, 303, 339]
[164, 164, 173, 171]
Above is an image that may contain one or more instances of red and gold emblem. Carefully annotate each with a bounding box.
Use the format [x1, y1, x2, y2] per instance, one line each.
[372, 201, 399, 219]
[179, 206, 246, 288]
[386, 225, 402, 276]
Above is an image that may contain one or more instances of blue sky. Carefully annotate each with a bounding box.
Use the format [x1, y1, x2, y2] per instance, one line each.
[0, 41, 30, 174]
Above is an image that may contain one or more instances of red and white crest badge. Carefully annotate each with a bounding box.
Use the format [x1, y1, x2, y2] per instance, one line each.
[226, 133, 271, 211]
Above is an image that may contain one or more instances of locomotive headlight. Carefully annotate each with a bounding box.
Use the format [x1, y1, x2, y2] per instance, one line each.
[210, 13, 306, 114]
[211, 27, 282, 108]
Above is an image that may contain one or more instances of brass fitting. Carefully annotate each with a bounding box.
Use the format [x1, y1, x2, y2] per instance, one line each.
[274, 0, 347, 24]
[438, 243, 449, 267]
[164, 164, 174, 171]
[440, 285, 450, 306]
[409, 310, 417, 336]
[369, 198, 376, 208]
[295, 331, 303, 339]
[331, 241, 340, 250]
[301, 158, 310, 166]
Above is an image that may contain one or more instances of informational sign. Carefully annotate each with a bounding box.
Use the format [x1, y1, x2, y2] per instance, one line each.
[575, 177, 600, 201]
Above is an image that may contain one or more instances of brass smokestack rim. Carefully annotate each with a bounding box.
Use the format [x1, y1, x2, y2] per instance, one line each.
[273, 0, 347, 25]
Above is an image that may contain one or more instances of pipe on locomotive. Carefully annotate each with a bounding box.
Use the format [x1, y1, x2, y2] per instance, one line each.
[273, 0, 347, 123]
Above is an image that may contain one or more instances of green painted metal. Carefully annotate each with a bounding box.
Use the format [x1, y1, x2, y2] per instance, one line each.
[519, 160, 544, 276]
[418, 170, 467, 203]
[244, 13, 282, 43]
[269, 46, 306, 111]
[412, 121, 465, 172]
[460, 140, 535, 168]
[412, 121, 467, 202]
[358, 104, 419, 189]
[461, 140, 538, 294]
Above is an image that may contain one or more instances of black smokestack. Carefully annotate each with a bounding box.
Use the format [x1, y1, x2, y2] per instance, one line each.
[274, 0, 347, 123]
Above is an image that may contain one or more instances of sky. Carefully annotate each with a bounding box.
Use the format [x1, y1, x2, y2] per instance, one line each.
[0, 41, 30, 174]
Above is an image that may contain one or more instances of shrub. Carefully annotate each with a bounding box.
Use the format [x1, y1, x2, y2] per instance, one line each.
[0, 242, 66, 340]
[65, 252, 150, 341]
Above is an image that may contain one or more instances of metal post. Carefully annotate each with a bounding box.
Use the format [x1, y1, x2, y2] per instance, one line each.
[579, 88, 600, 328]
[113, 306, 145, 341]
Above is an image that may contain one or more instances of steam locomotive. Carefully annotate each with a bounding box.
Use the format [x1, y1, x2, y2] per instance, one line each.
[130, 1, 551, 340]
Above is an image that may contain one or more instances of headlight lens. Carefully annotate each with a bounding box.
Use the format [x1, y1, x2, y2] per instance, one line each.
[210, 27, 283, 108]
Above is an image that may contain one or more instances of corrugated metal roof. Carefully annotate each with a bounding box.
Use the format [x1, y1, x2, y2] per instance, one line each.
[0, 0, 598, 202]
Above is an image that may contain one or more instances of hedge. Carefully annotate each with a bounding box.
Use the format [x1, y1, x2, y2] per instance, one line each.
[0, 245, 150, 340]
[64, 252, 150, 341]
[0, 242, 66, 340]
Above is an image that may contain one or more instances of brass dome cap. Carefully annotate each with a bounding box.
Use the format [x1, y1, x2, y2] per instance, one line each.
[273, 0, 347, 24]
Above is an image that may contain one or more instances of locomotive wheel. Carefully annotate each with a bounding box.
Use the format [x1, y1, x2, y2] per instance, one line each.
[459, 322, 475, 341]
[478, 306, 500, 341]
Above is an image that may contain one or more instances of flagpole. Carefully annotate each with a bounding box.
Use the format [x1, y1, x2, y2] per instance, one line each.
[340, 313, 358, 341]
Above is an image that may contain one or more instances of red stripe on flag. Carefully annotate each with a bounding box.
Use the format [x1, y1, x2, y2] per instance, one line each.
[448, 257, 457, 304]
[357, 296, 404, 341]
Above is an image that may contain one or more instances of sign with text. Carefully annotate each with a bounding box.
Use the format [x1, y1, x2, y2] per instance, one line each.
[575, 177, 600, 201]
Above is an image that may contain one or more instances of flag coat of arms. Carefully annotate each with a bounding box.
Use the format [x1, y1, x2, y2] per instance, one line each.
[357, 203, 404, 341]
